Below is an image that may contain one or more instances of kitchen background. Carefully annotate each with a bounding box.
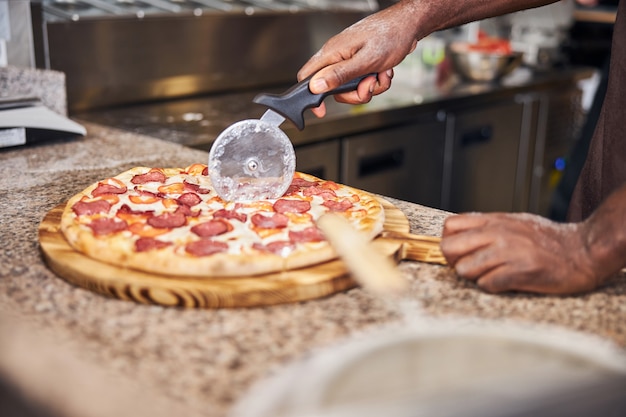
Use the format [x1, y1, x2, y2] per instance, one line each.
[1, 0, 617, 216]
[1, 2, 624, 417]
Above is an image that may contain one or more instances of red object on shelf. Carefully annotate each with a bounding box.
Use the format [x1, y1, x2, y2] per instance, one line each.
[467, 30, 513, 55]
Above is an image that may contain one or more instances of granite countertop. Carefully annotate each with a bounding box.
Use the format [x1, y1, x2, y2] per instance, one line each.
[1, 120, 626, 417]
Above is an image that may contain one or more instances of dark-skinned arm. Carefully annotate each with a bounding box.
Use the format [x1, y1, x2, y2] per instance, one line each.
[297, 0, 558, 116]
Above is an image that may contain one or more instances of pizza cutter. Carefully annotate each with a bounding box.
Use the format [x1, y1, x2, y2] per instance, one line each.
[208, 73, 376, 202]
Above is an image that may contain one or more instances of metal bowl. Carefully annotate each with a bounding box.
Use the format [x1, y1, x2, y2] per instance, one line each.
[448, 42, 523, 83]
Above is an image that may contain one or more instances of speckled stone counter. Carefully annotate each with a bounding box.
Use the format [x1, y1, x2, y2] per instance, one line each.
[1, 66, 68, 115]
[1, 121, 626, 417]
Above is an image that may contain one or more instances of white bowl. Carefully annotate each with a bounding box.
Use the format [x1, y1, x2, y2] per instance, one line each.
[232, 319, 626, 417]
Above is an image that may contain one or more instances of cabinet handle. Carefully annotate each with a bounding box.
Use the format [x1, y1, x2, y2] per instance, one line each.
[358, 149, 405, 177]
[461, 125, 493, 147]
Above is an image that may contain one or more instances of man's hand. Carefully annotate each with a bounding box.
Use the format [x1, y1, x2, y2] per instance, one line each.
[440, 212, 600, 294]
[297, 1, 422, 117]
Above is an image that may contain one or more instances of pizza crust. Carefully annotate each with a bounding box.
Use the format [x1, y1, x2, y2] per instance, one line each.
[60, 167, 385, 278]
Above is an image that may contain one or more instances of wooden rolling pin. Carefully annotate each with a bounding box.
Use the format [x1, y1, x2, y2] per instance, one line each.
[317, 213, 409, 296]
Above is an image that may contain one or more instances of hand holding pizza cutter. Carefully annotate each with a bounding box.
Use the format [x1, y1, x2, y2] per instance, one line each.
[208, 73, 376, 202]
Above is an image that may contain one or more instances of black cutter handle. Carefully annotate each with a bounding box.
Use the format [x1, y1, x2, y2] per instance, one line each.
[253, 73, 377, 131]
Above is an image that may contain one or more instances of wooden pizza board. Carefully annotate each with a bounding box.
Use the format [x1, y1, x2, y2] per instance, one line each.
[38, 198, 444, 308]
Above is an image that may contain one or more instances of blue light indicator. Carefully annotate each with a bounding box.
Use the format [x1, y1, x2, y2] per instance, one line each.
[554, 157, 566, 171]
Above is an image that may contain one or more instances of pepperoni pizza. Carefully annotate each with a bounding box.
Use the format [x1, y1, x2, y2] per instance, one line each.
[60, 164, 385, 277]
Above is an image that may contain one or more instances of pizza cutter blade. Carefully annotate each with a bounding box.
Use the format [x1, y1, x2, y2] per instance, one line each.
[208, 111, 295, 202]
[208, 73, 376, 202]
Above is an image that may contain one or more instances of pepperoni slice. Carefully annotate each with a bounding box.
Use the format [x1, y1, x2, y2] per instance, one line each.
[87, 218, 128, 235]
[252, 240, 294, 255]
[213, 208, 247, 223]
[117, 204, 153, 216]
[284, 185, 299, 195]
[135, 237, 172, 252]
[72, 199, 112, 216]
[285, 179, 317, 195]
[291, 178, 317, 188]
[273, 199, 311, 214]
[177, 192, 202, 207]
[288, 226, 325, 243]
[323, 199, 354, 212]
[147, 212, 186, 229]
[175, 204, 200, 217]
[185, 239, 228, 257]
[134, 188, 158, 197]
[251, 212, 289, 229]
[191, 219, 232, 237]
[116, 204, 154, 224]
[303, 186, 336, 200]
[92, 182, 127, 197]
[131, 169, 167, 184]
[183, 180, 210, 194]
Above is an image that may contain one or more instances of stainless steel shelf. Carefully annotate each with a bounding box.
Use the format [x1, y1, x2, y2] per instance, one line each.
[573, 6, 617, 24]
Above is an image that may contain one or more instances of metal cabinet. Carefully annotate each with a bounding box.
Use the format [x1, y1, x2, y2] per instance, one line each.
[340, 118, 446, 207]
[526, 87, 584, 216]
[443, 100, 528, 213]
[295, 140, 341, 182]
[441, 85, 583, 215]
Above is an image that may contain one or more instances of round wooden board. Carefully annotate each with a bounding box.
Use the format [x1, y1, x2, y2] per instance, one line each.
[38, 198, 410, 308]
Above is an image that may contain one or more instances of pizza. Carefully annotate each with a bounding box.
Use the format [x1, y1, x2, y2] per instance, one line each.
[60, 164, 385, 277]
